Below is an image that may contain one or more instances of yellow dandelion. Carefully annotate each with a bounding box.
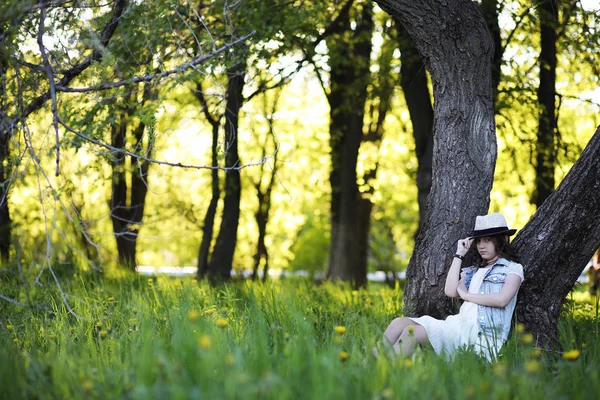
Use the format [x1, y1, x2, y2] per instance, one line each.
[162, 317, 167, 323]
[407, 325, 415, 335]
[339, 351, 349, 361]
[203, 308, 216, 316]
[492, 363, 507, 378]
[381, 388, 394, 399]
[6, 325, 13, 332]
[147, 278, 153, 284]
[107, 297, 114, 302]
[365, 297, 372, 305]
[216, 319, 229, 328]
[99, 330, 108, 339]
[82, 378, 93, 392]
[562, 349, 580, 361]
[525, 360, 541, 374]
[225, 354, 236, 366]
[404, 359, 413, 368]
[334, 326, 346, 335]
[516, 323, 525, 334]
[464, 386, 475, 398]
[157, 287, 162, 292]
[199, 335, 212, 350]
[187, 310, 200, 321]
[192, 279, 198, 284]
[520, 333, 534, 345]
[530, 348, 542, 359]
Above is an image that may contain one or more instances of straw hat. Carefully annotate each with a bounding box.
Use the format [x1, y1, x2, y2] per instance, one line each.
[470, 213, 517, 238]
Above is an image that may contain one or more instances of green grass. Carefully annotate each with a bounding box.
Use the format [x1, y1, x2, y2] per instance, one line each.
[1, 276, 599, 399]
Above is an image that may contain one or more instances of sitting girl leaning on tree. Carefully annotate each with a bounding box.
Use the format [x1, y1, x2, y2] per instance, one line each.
[374, 213, 524, 362]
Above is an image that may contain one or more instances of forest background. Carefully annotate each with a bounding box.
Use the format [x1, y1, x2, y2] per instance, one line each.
[1, 0, 599, 299]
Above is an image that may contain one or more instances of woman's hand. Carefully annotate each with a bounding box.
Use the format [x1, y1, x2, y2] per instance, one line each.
[456, 237, 473, 256]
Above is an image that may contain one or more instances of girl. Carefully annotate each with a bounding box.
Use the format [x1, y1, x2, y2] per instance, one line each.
[375, 213, 524, 361]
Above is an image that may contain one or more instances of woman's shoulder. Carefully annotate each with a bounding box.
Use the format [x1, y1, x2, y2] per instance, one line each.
[497, 258, 524, 280]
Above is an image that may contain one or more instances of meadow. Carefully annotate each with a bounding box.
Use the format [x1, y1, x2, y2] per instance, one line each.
[1, 275, 599, 399]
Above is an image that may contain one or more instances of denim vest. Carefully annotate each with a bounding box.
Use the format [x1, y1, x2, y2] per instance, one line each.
[463, 258, 522, 343]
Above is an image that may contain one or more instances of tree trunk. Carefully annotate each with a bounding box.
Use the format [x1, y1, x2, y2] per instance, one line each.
[109, 86, 153, 271]
[480, 0, 503, 103]
[326, 1, 373, 286]
[109, 117, 140, 269]
[0, 128, 10, 265]
[396, 21, 434, 234]
[195, 84, 221, 279]
[533, 0, 558, 207]
[514, 126, 600, 348]
[1, 51, 12, 264]
[375, 0, 497, 318]
[207, 62, 245, 282]
[252, 149, 277, 282]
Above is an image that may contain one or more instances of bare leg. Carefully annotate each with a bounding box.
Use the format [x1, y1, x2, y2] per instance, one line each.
[383, 317, 415, 345]
[392, 324, 431, 359]
[373, 317, 416, 358]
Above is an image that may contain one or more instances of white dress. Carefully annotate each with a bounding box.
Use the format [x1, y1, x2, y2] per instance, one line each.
[408, 265, 523, 362]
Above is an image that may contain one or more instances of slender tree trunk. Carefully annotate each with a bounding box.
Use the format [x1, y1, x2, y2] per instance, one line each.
[396, 21, 434, 234]
[1, 52, 12, 264]
[0, 128, 10, 265]
[109, 86, 153, 271]
[207, 62, 245, 282]
[252, 153, 276, 282]
[514, 126, 600, 348]
[326, 1, 373, 286]
[195, 84, 221, 279]
[376, 0, 497, 318]
[110, 118, 137, 269]
[533, 0, 558, 207]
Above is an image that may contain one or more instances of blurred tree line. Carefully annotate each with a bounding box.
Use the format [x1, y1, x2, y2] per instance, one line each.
[1, 0, 599, 344]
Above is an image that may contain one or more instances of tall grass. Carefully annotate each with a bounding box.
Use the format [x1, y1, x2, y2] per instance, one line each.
[1, 276, 599, 399]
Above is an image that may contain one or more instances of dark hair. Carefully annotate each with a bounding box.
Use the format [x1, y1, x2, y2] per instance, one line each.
[467, 235, 520, 266]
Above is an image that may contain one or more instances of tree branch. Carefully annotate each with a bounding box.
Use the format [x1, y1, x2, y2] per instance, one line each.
[56, 31, 255, 93]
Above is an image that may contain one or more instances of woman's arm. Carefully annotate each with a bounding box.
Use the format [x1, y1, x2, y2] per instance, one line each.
[457, 274, 522, 308]
[445, 237, 473, 297]
[444, 258, 464, 298]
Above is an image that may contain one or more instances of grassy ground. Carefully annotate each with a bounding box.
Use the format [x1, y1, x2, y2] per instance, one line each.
[1, 276, 599, 399]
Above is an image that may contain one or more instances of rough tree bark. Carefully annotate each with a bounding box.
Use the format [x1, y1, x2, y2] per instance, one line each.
[533, 0, 558, 207]
[375, 0, 497, 318]
[206, 62, 245, 282]
[395, 21, 434, 234]
[326, 1, 373, 287]
[513, 127, 600, 348]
